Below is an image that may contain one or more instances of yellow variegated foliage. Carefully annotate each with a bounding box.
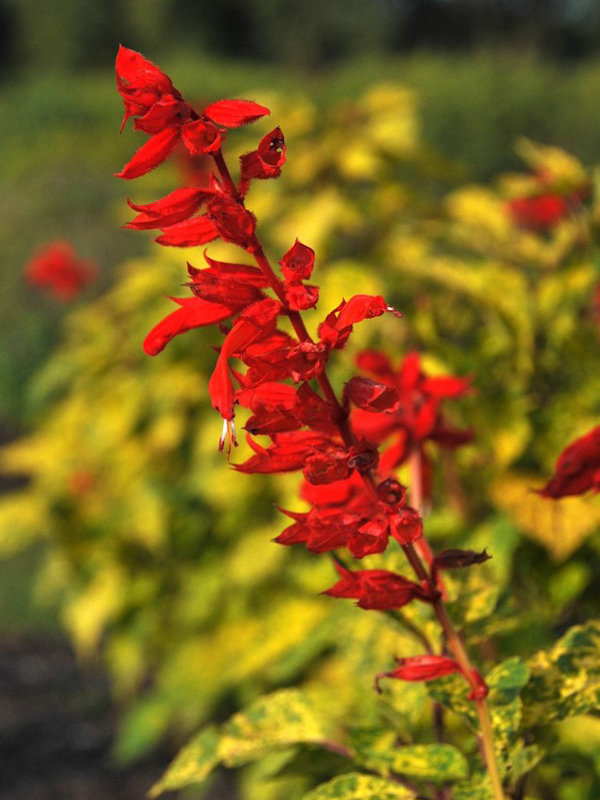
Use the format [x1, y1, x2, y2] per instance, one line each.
[1, 82, 600, 799]
[492, 474, 600, 562]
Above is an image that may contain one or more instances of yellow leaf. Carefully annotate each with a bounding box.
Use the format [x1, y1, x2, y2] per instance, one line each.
[492, 474, 600, 561]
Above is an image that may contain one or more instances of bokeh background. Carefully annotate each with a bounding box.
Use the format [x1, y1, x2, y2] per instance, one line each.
[2, 2, 600, 799]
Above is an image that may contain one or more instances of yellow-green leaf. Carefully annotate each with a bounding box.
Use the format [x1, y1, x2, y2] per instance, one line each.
[523, 620, 600, 726]
[302, 773, 414, 800]
[150, 726, 219, 797]
[218, 689, 332, 767]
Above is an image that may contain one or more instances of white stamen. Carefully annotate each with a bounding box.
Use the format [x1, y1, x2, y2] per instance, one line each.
[219, 417, 228, 451]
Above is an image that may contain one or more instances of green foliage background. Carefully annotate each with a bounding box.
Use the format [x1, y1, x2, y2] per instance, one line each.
[2, 58, 600, 799]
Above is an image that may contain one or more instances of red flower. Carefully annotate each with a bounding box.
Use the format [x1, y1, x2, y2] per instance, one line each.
[143, 254, 269, 356]
[240, 127, 287, 195]
[323, 562, 431, 610]
[506, 194, 569, 230]
[353, 351, 472, 496]
[280, 240, 315, 284]
[116, 46, 270, 179]
[26, 241, 97, 301]
[375, 655, 489, 699]
[538, 426, 600, 499]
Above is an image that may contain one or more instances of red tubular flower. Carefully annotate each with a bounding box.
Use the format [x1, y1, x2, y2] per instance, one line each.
[234, 431, 332, 474]
[507, 194, 569, 231]
[208, 298, 281, 429]
[538, 426, 600, 498]
[26, 241, 98, 301]
[303, 448, 351, 485]
[280, 239, 315, 284]
[319, 295, 401, 350]
[344, 377, 400, 413]
[353, 350, 472, 496]
[143, 296, 234, 356]
[116, 46, 270, 179]
[240, 127, 287, 195]
[375, 655, 461, 692]
[323, 562, 431, 611]
[125, 187, 210, 229]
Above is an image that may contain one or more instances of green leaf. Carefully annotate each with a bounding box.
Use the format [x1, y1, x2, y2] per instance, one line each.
[218, 688, 333, 767]
[486, 657, 531, 760]
[301, 773, 415, 799]
[453, 774, 495, 800]
[150, 726, 219, 797]
[349, 729, 468, 783]
[522, 620, 600, 726]
[506, 741, 544, 784]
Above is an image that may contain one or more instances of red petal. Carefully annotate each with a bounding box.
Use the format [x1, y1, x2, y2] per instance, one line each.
[116, 45, 174, 91]
[204, 99, 270, 127]
[181, 119, 222, 155]
[126, 187, 207, 229]
[155, 215, 219, 247]
[143, 296, 233, 356]
[116, 127, 180, 179]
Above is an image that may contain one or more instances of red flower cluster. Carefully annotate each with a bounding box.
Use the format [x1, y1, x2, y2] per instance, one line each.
[26, 241, 98, 301]
[351, 351, 473, 498]
[538, 426, 600, 499]
[117, 48, 487, 703]
[505, 171, 589, 232]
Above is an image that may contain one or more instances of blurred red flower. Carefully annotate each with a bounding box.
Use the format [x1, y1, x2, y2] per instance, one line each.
[26, 241, 98, 301]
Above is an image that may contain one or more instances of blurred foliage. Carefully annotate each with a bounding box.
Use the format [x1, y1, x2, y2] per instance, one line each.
[8, 52, 600, 427]
[1, 77, 600, 799]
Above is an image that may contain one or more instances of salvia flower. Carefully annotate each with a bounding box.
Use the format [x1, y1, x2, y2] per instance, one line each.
[26, 241, 98, 301]
[118, 52, 499, 775]
[538, 426, 600, 499]
[116, 45, 269, 179]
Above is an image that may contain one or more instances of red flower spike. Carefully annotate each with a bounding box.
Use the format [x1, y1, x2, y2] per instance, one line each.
[375, 655, 461, 693]
[507, 194, 569, 231]
[323, 562, 430, 611]
[143, 296, 234, 356]
[116, 126, 181, 179]
[203, 99, 270, 127]
[25, 241, 98, 301]
[353, 351, 473, 489]
[389, 507, 423, 546]
[280, 240, 316, 284]
[538, 426, 600, 498]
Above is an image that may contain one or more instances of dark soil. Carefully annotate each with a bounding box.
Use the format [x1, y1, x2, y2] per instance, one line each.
[0, 634, 179, 800]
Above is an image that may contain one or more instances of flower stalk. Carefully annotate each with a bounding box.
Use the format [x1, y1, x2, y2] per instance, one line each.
[115, 46, 505, 799]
